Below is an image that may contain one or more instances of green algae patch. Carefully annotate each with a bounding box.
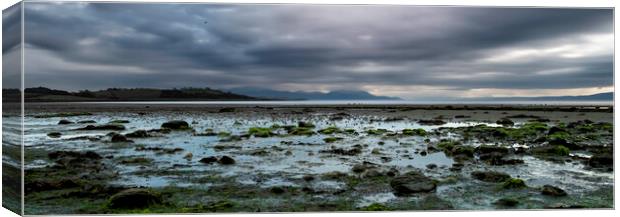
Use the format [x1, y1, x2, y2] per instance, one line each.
[360, 203, 391, 211]
[323, 137, 344, 143]
[288, 127, 315, 136]
[402, 128, 427, 136]
[318, 126, 341, 134]
[366, 128, 389, 135]
[248, 127, 274, 137]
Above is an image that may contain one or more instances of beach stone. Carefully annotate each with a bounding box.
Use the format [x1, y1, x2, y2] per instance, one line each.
[218, 156, 236, 165]
[418, 119, 446, 125]
[47, 132, 62, 138]
[541, 185, 567, 196]
[390, 171, 436, 196]
[302, 175, 315, 182]
[58, 119, 74, 125]
[494, 198, 519, 207]
[270, 186, 285, 194]
[199, 156, 218, 164]
[496, 118, 514, 126]
[161, 120, 190, 130]
[297, 121, 315, 128]
[126, 130, 149, 138]
[108, 188, 162, 209]
[111, 134, 130, 143]
[77, 124, 126, 131]
[471, 171, 511, 183]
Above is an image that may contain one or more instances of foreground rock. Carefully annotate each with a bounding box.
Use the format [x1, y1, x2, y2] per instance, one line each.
[471, 171, 511, 183]
[161, 120, 190, 130]
[390, 171, 436, 196]
[107, 188, 162, 209]
[541, 185, 567, 196]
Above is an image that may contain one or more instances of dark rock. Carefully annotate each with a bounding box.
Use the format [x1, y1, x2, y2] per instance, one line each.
[588, 153, 612, 168]
[494, 198, 519, 207]
[77, 124, 126, 131]
[418, 119, 446, 125]
[78, 120, 97, 124]
[302, 175, 315, 182]
[386, 168, 399, 177]
[351, 164, 372, 173]
[111, 134, 130, 143]
[161, 120, 190, 130]
[390, 171, 437, 196]
[47, 132, 62, 138]
[496, 118, 514, 126]
[108, 188, 162, 209]
[471, 171, 511, 183]
[298, 121, 315, 128]
[58, 119, 74, 125]
[270, 186, 285, 194]
[547, 126, 567, 135]
[426, 164, 437, 169]
[320, 147, 362, 156]
[218, 156, 235, 165]
[199, 156, 218, 164]
[541, 185, 567, 196]
[475, 145, 509, 155]
[26, 178, 80, 194]
[218, 108, 236, 113]
[126, 130, 149, 138]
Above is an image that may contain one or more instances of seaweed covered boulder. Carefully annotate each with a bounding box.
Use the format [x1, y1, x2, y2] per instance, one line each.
[107, 188, 162, 209]
[161, 120, 190, 130]
[390, 171, 436, 196]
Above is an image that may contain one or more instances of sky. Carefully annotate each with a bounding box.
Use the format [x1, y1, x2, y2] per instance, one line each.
[6, 2, 614, 100]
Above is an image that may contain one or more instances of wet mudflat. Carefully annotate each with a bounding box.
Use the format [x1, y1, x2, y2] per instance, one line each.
[17, 104, 613, 214]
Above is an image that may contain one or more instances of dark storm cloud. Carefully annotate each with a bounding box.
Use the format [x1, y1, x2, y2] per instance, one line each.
[21, 3, 613, 98]
[3, 3, 22, 89]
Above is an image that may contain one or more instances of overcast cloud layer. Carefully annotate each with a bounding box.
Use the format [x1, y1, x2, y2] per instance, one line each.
[14, 3, 614, 99]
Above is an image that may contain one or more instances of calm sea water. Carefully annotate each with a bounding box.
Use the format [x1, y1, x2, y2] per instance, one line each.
[68, 100, 613, 106]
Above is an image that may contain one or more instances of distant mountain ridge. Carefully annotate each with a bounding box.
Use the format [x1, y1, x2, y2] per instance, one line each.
[227, 87, 401, 100]
[2, 87, 256, 102]
[467, 92, 613, 101]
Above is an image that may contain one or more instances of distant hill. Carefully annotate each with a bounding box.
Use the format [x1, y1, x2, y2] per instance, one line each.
[228, 87, 401, 100]
[3, 87, 256, 102]
[467, 92, 613, 101]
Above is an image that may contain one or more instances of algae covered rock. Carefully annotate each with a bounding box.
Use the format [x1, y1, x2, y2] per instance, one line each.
[161, 120, 190, 130]
[107, 188, 162, 209]
[390, 171, 437, 196]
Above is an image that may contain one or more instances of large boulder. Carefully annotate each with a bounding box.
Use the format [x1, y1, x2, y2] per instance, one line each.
[161, 120, 190, 130]
[108, 188, 162, 209]
[390, 171, 436, 196]
[588, 153, 612, 168]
